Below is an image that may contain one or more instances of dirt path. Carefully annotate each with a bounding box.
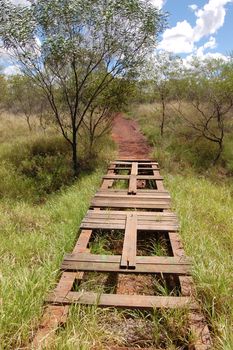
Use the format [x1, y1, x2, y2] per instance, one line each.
[112, 114, 151, 159]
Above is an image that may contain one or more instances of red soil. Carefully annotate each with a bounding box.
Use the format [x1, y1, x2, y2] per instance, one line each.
[112, 114, 151, 159]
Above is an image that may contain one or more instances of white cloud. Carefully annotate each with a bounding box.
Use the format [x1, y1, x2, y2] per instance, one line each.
[159, 0, 233, 54]
[3, 64, 21, 75]
[149, 0, 165, 9]
[183, 51, 228, 68]
[10, 0, 31, 5]
[158, 20, 195, 53]
[189, 4, 198, 11]
[193, 0, 233, 41]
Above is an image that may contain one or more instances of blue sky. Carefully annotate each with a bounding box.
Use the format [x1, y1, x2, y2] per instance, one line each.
[152, 0, 233, 60]
[1, 0, 233, 74]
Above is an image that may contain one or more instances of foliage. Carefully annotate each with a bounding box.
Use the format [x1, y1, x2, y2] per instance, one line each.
[173, 57, 233, 163]
[0, 0, 165, 175]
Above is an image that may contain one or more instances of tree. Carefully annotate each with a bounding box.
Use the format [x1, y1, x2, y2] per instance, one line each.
[142, 52, 183, 136]
[7, 75, 39, 131]
[0, 0, 165, 175]
[0, 71, 8, 112]
[174, 57, 233, 163]
[82, 77, 133, 156]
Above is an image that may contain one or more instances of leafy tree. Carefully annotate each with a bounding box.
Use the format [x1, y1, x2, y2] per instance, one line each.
[0, 0, 165, 175]
[143, 52, 183, 136]
[7, 75, 38, 131]
[175, 57, 233, 163]
[82, 77, 133, 156]
[0, 71, 8, 112]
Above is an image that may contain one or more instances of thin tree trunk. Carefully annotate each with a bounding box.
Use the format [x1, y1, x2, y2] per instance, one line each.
[72, 130, 79, 176]
[213, 140, 223, 165]
[26, 114, 32, 132]
[160, 97, 165, 137]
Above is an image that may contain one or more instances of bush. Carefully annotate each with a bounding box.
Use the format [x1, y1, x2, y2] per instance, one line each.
[0, 135, 73, 202]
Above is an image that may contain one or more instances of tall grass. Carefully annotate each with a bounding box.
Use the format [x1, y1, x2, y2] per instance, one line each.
[0, 113, 115, 348]
[127, 103, 233, 349]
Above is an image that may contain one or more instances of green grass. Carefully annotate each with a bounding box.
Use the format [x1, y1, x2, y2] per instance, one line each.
[126, 103, 233, 349]
[0, 171, 103, 349]
[0, 113, 116, 348]
[165, 175, 233, 350]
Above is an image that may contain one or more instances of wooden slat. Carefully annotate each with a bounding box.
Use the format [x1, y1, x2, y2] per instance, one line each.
[61, 260, 191, 274]
[94, 194, 171, 201]
[86, 210, 176, 218]
[128, 175, 137, 194]
[74, 230, 92, 253]
[131, 162, 138, 175]
[81, 222, 178, 231]
[47, 292, 197, 309]
[91, 198, 171, 209]
[98, 189, 169, 194]
[64, 254, 191, 265]
[121, 213, 137, 269]
[103, 175, 163, 180]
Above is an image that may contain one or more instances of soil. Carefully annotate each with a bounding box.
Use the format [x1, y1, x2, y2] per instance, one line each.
[112, 114, 151, 159]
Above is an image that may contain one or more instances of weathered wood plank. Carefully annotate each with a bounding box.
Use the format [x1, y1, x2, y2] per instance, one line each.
[64, 254, 191, 265]
[103, 175, 163, 180]
[61, 261, 191, 274]
[81, 222, 178, 231]
[121, 213, 137, 269]
[47, 292, 197, 309]
[86, 210, 176, 218]
[91, 199, 171, 209]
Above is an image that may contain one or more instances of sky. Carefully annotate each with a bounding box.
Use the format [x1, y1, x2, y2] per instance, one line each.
[0, 0, 233, 75]
[152, 0, 233, 61]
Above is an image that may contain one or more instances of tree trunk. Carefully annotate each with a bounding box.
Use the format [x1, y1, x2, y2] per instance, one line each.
[213, 140, 223, 165]
[26, 114, 32, 132]
[160, 96, 165, 137]
[89, 133, 94, 158]
[72, 131, 79, 177]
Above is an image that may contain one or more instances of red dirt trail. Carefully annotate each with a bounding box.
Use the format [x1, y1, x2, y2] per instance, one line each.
[112, 114, 151, 159]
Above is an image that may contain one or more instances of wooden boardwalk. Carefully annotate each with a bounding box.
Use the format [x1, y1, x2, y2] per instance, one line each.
[33, 160, 211, 349]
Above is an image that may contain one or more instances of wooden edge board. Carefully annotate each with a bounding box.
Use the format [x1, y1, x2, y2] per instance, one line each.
[168, 232, 212, 349]
[32, 229, 93, 348]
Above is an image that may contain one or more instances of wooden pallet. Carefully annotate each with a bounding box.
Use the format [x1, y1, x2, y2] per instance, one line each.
[32, 160, 211, 349]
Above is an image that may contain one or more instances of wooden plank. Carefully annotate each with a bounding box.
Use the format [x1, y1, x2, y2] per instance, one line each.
[81, 222, 178, 231]
[64, 254, 191, 265]
[32, 229, 92, 347]
[74, 230, 92, 253]
[169, 232, 212, 349]
[101, 164, 116, 190]
[95, 193, 170, 199]
[86, 210, 176, 218]
[98, 189, 169, 194]
[31, 305, 69, 349]
[121, 213, 137, 269]
[103, 175, 163, 180]
[47, 292, 197, 309]
[128, 175, 137, 194]
[128, 175, 137, 195]
[61, 260, 191, 274]
[91, 198, 171, 209]
[131, 162, 138, 175]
